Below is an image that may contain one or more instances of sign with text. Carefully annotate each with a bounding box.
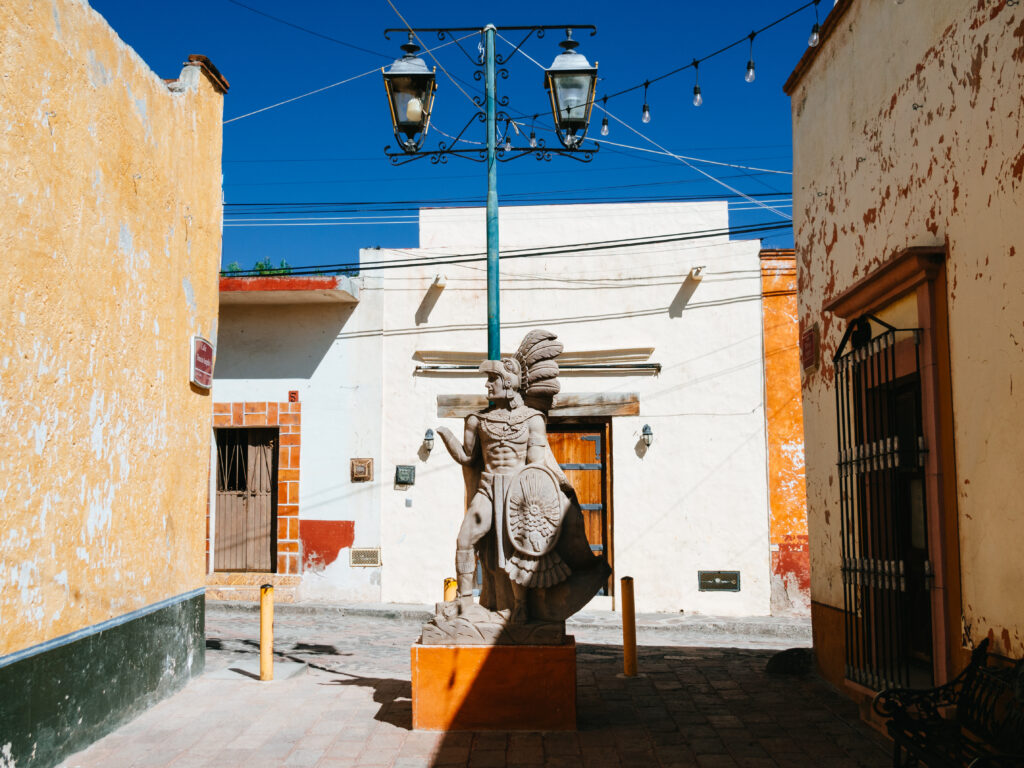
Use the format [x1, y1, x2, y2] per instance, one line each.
[191, 336, 214, 389]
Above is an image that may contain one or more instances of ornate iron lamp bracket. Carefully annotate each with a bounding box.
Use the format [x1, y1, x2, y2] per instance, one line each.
[381, 25, 599, 165]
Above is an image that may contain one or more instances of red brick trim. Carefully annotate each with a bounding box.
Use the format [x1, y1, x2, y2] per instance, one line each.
[209, 400, 302, 575]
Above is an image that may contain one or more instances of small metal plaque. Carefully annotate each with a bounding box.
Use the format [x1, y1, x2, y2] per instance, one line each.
[698, 570, 741, 592]
[395, 465, 416, 486]
[350, 547, 381, 567]
[350, 458, 373, 482]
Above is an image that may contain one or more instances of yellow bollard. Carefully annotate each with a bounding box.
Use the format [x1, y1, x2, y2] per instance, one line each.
[443, 577, 458, 602]
[620, 576, 637, 677]
[259, 583, 274, 682]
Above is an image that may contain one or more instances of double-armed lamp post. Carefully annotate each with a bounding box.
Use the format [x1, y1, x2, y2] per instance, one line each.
[381, 25, 600, 360]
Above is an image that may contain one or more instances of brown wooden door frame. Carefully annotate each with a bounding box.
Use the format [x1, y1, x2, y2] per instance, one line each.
[214, 427, 278, 572]
[547, 418, 614, 595]
[825, 247, 963, 685]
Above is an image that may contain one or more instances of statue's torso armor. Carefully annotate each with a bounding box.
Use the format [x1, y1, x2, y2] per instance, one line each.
[477, 406, 539, 475]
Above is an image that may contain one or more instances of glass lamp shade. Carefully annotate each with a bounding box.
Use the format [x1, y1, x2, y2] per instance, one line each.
[544, 35, 597, 149]
[382, 40, 436, 152]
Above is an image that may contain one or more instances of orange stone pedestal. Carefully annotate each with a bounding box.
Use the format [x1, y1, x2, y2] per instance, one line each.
[411, 638, 576, 731]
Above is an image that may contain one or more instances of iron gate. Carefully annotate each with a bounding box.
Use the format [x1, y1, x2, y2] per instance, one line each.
[834, 316, 931, 691]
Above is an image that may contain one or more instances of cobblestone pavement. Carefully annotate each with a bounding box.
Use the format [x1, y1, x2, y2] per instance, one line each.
[60, 604, 889, 768]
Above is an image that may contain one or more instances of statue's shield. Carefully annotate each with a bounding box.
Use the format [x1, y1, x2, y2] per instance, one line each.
[504, 464, 565, 557]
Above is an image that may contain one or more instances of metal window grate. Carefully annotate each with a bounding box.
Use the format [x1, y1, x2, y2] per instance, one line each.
[350, 547, 382, 567]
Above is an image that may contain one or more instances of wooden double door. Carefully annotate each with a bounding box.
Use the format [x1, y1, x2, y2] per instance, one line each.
[547, 420, 613, 595]
[214, 427, 277, 572]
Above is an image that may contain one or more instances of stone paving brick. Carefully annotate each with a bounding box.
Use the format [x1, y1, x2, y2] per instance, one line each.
[58, 607, 891, 768]
[466, 749, 505, 768]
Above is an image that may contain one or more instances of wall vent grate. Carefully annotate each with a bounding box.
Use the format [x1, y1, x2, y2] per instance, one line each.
[350, 547, 382, 567]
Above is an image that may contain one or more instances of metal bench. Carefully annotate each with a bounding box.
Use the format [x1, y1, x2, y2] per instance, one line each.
[872, 638, 1024, 767]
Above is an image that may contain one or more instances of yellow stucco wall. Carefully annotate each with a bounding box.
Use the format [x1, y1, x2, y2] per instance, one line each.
[1, 0, 224, 655]
[789, 0, 1024, 656]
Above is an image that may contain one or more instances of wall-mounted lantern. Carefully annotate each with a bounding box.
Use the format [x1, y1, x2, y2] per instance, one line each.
[641, 424, 654, 447]
[382, 33, 437, 153]
[544, 29, 598, 149]
[423, 428, 435, 452]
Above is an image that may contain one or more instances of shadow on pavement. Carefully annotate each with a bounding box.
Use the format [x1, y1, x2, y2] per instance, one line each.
[324, 674, 413, 731]
[417, 641, 890, 767]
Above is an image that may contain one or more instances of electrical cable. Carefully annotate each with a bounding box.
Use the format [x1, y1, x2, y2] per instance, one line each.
[225, 0, 392, 58]
[222, 34, 475, 125]
[222, 220, 791, 276]
[596, 103, 792, 221]
[485, 36, 794, 222]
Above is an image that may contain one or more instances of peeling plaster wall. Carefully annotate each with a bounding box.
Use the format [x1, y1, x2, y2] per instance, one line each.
[760, 253, 810, 616]
[789, 0, 1024, 655]
[1, 0, 223, 655]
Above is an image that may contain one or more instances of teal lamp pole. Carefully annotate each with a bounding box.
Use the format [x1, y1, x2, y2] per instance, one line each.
[383, 26, 599, 362]
[483, 25, 500, 360]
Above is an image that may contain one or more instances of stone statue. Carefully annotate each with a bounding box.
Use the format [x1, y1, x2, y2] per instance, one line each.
[422, 329, 611, 645]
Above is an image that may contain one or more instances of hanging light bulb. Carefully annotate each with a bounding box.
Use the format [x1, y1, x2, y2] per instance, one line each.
[600, 116, 609, 136]
[744, 32, 756, 83]
[503, 134, 512, 152]
[692, 61, 702, 107]
[808, 23, 821, 47]
[529, 131, 537, 148]
[599, 96, 609, 136]
[641, 82, 651, 123]
[809, 0, 821, 47]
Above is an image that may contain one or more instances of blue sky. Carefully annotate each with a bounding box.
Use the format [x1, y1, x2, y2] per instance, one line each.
[90, 0, 823, 272]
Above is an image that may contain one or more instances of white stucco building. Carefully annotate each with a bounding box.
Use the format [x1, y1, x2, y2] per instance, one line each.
[209, 201, 802, 616]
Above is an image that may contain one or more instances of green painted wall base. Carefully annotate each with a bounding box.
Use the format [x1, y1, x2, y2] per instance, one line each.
[0, 591, 205, 768]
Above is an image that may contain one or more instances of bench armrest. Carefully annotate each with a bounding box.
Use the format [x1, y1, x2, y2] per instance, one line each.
[872, 638, 992, 721]
[967, 754, 1024, 767]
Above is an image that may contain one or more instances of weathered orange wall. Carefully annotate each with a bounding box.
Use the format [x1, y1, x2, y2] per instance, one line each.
[0, 0, 225, 655]
[760, 251, 810, 616]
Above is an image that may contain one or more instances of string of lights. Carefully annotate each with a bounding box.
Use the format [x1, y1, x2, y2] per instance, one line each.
[592, 0, 825, 118]
[499, 36, 793, 222]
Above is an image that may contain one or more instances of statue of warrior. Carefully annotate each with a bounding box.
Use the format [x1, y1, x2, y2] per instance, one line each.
[436, 330, 609, 633]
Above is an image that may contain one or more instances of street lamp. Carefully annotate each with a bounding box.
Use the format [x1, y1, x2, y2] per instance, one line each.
[544, 30, 598, 149]
[381, 25, 600, 360]
[382, 34, 437, 152]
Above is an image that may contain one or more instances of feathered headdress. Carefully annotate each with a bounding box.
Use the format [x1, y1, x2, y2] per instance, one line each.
[515, 329, 563, 413]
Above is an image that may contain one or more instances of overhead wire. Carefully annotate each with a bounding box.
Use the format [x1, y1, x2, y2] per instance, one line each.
[222, 220, 791, 276]
[222, 33, 474, 124]
[224, 0, 392, 58]
[496, 34, 793, 222]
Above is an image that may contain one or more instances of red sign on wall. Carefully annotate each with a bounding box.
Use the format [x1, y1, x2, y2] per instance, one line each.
[191, 336, 214, 389]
